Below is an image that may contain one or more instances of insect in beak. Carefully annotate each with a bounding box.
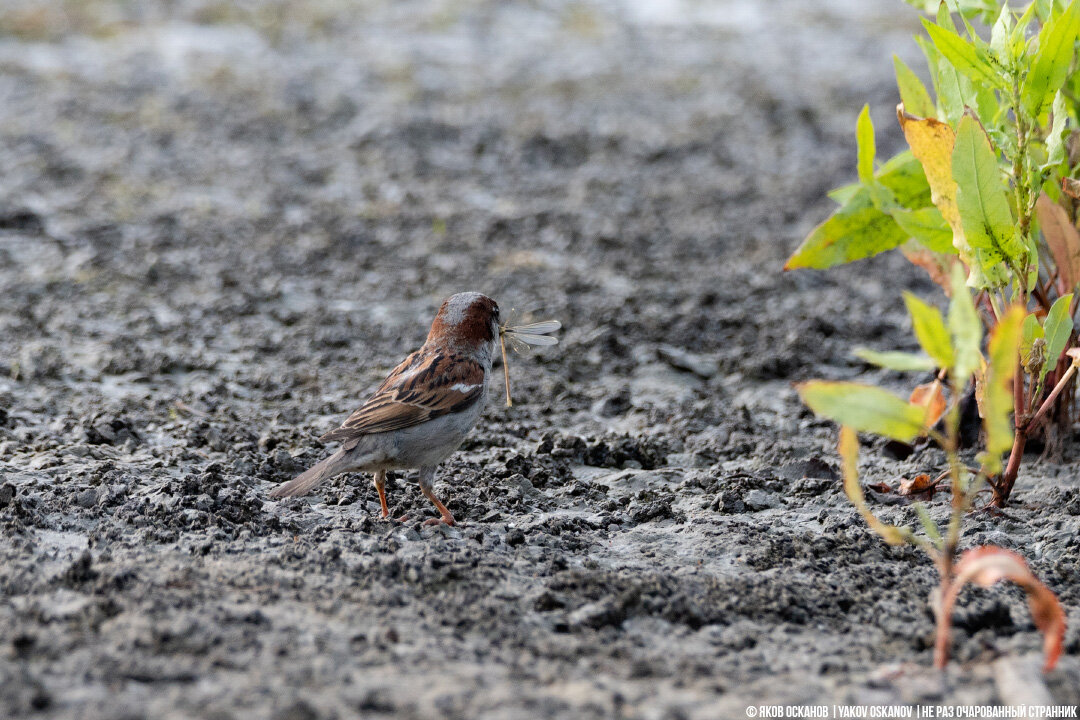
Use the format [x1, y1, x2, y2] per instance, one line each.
[498, 318, 561, 407]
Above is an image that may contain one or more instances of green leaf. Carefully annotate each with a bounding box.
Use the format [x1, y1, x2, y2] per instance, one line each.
[948, 263, 983, 381]
[1021, 312, 1046, 369]
[1015, 1, 1039, 37]
[905, 292, 956, 369]
[1042, 293, 1075, 380]
[915, 35, 946, 112]
[902, 0, 941, 12]
[1047, 91, 1069, 168]
[922, 18, 1006, 90]
[894, 55, 937, 119]
[877, 150, 934, 208]
[854, 348, 937, 372]
[891, 206, 955, 253]
[1022, 0, 1080, 118]
[990, 4, 1012, 60]
[857, 105, 875, 184]
[912, 501, 944, 549]
[973, 81, 1002, 127]
[936, 53, 971, 125]
[983, 306, 1024, 462]
[797, 381, 929, 442]
[916, 34, 968, 125]
[804, 150, 935, 270]
[828, 182, 860, 205]
[1026, 231, 1041, 295]
[785, 186, 909, 269]
[952, 113, 1024, 266]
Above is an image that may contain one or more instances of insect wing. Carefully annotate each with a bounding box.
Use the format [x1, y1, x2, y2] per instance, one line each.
[505, 320, 562, 335]
[505, 330, 558, 346]
[503, 332, 534, 354]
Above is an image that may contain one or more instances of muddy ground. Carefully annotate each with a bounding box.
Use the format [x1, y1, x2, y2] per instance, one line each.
[0, 1, 1078, 718]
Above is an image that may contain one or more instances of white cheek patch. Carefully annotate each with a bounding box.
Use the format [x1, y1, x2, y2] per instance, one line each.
[450, 383, 481, 393]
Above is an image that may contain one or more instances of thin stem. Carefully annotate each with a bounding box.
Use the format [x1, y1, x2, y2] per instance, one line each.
[499, 332, 512, 407]
[934, 373, 965, 669]
[991, 351, 1041, 507]
[993, 432, 1028, 507]
[943, 375, 964, 563]
[1012, 81, 1034, 303]
[1025, 361, 1078, 433]
[1028, 372, 1046, 417]
[988, 290, 1005, 322]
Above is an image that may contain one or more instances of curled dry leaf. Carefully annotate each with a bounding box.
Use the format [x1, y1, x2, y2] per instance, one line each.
[935, 546, 1066, 672]
[910, 380, 947, 428]
[898, 473, 937, 498]
[865, 481, 893, 494]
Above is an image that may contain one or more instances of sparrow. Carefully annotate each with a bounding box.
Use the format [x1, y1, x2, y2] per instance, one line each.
[269, 292, 500, 526]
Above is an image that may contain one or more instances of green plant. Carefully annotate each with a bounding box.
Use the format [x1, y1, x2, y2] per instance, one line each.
[787, 0, 1080, 507]
[787, 0, 1075, 670]
[797, 268, 1066, 670]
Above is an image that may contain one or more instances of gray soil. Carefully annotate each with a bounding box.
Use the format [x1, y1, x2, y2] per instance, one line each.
[1, 1, 1078, 718]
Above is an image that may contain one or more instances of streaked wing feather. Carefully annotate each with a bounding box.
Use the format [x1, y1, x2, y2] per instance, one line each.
[320, 348, 485, 441]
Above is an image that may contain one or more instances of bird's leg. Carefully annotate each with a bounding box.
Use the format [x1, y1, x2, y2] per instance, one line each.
[418, 465, 455, 526]
[373, 470, 389, 518]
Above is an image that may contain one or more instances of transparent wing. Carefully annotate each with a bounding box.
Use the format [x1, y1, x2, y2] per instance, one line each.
[504, 330, 558, 346]
[504, 320, 562, 335]
[502, 332, 534, 354]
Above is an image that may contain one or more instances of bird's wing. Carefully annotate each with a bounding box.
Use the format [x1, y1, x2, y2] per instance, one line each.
[319, 347, 486, 441]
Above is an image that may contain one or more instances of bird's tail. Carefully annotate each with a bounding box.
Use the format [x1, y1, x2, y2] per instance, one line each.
[269, 449, 349, 498]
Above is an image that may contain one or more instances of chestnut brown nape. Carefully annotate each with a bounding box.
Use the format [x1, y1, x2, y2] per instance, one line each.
[429, 292, 499, 343]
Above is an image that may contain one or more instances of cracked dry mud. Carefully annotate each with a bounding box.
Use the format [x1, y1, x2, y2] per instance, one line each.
[0, 1, 1078, 718]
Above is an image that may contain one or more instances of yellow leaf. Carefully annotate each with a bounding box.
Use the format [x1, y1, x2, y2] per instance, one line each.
[983, 306, 1024, 459]
[897, 105, 1001, 286]
[838, 427, 910, 546]
[898, 105, 961, 236]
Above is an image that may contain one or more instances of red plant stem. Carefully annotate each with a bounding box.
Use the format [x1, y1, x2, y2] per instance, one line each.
[1025, 362, 1077, 434]
[934, 591, 949, 667]
[993, 362, 1077, 506]
[993, 432, 1027, 508]
[1031, 282, 1052, 314]
[934, 538, 956, 668]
